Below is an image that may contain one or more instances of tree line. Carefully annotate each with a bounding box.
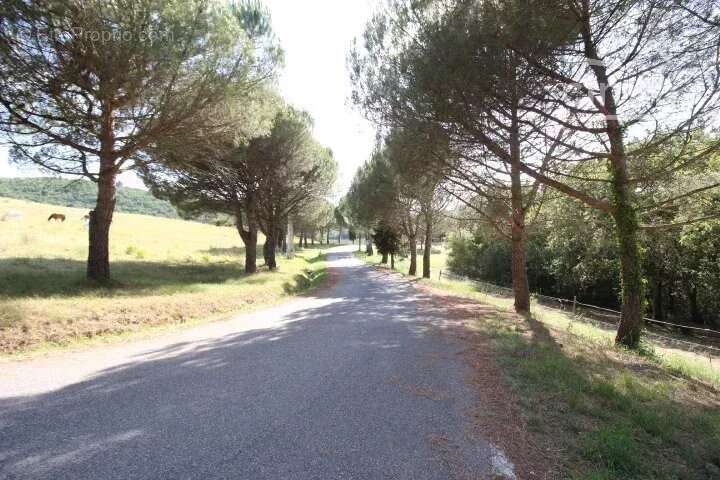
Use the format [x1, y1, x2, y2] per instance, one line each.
[0, 177, 179, 218]
[0, 0, 337, 279]
[346, 0, 720, 347]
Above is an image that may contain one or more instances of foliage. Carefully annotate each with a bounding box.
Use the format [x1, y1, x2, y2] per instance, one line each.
[0, 177, 178, 218]
[143, 103, 337, 270]
[447, 185, 720, 325]
[350, 0, 720, 346]
[0, 0, 281, 281]
[372, 223, 401, 258]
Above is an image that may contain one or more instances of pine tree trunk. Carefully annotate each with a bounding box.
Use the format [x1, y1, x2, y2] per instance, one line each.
[612, 200, 643, 346]
[265, 233, 277, 270]
[244, 232, 257, 273]
[408, 235, 417, 276]
[235, 208, 258, 274]
[509, 112, 531, 314]
[263, 237, 270, 265]
[423, 217, 432, 279]
[604, 89, 643, 347]
[87, 165, 117, 282]
[580, 8, 643, 347]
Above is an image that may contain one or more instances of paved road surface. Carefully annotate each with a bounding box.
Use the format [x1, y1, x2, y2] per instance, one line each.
[0, 246, 514, 479]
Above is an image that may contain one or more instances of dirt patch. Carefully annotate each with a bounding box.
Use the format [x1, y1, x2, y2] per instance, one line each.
[416, 283, 557, 479]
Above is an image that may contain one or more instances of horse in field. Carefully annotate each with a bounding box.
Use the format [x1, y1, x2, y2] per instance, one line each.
[47, 213, 66, 222]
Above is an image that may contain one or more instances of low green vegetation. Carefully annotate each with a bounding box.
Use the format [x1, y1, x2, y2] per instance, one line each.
[447, 208, 720, 328]
[356, 248, 720, 479]
[357, 245, 448, 280]
[0, 197, 327, 355]
[0, 177, 179, 218]
[487, 312, 720, 480]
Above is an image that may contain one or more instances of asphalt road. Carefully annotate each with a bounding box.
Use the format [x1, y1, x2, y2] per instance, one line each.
[0, 246, 515, 479]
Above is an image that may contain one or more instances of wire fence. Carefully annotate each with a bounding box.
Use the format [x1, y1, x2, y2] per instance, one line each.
[437, 270, 720, 358]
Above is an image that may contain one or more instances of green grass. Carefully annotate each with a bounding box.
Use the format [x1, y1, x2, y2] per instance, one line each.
[356, 248, 720, 479]
[0, 197, 328, 355]
[492, 320, 720, 479]
[358, 245, 448, 279]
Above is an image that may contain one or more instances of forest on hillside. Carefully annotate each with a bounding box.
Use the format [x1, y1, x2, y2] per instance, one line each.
[0, 178, 178, 218]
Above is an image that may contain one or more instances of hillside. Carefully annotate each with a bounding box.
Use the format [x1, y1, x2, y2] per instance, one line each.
[0, 197, 325, 354]
[0, 177, 178, 218]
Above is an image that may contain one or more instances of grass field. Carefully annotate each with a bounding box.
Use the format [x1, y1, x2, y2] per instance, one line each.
[0, 197, 327, 355]
[356, 248, 720, 479]
[358, 244, 449, 280]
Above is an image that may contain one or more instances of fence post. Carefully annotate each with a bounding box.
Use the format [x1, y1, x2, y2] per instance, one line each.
[572, 296, 577, 316]
[438, 269, 442, 281]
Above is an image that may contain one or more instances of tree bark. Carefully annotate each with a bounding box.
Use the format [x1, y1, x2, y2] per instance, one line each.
[265, 233, 277, 270]
[582, 32, 643, 346]
[243, 231, 258, 273]
[422, 215, 432, 279]
[87, 107, 117, 283]
[87, 166, 117, 282]
[235, 207, 258, 274]
[576, 3, 643, 347]
[263, 237, 270, 265]
[390, 252, 395, 270]
[408, 235, 417, 276]
[509, 111, 531, 314]
[381, 252, 388, 264]
[612, 201, 643, 346]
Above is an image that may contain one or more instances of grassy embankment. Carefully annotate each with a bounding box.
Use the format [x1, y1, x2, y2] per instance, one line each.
[0, 197, 327, 355]
[357, 247, 720, 480]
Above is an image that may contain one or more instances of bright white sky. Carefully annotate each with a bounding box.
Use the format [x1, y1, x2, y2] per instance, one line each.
[0, 0, 379, 199]
[267, 0, 378, 197]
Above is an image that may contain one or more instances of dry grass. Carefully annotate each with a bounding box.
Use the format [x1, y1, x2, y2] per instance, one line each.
[0, 197, 327, 355]
[356, 248, 720, 387]
[357, 251, 720, 479]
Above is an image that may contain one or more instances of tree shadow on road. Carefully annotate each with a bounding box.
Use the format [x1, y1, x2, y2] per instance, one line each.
[0, 257, 478, 479]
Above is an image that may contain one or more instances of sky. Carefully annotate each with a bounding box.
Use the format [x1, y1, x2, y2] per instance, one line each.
[0, 0, 379, 198]
[267, 0, 378, 197]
